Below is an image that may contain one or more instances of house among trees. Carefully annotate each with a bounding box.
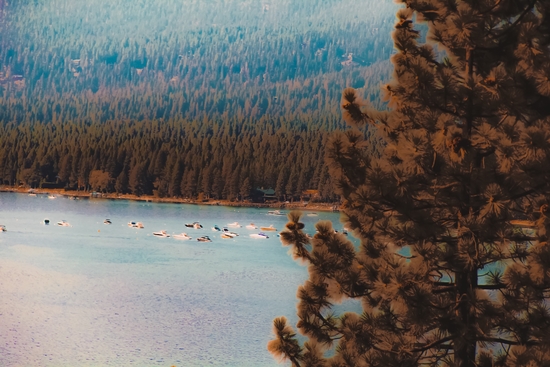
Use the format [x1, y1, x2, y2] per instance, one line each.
[255, 188, 277, 202]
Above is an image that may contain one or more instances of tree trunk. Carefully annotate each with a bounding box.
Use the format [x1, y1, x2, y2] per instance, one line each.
[454, 268, 477, 367]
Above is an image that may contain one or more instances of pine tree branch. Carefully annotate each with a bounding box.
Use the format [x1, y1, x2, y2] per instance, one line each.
[479, 337, 538, 346]
[412, 336, 454, 353]
[488, 0, 537, 40]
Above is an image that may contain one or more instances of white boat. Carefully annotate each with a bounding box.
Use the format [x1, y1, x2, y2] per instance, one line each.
[57, 220, 71, 227]
[222, 227, 239, 236]
[212, 225, 221, 231]
[104, 219, 112, 225]
[307, 212, 318, 217]
[48, 195, 56, 199]
[173, 233, 192, 240]
[153, 230, 170, 238]
[260, 225, 277, 231]
[0, 225, 6, 232]
[221, 232, 237, 239]
[250, 232, 269, 239]
[267, 210, 284, 216]
[227, 222, 242, 228]
[246, 223, 258, 230]
[128, 222, 144, 228]
[28, 193, 37, 197]
[197, 236, 212, 242]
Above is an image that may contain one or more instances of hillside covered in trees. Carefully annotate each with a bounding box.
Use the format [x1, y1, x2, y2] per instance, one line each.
[0, 0, 397, 200]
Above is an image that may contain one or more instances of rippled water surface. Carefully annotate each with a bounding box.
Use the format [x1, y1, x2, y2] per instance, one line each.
[0, 193, 345, 367]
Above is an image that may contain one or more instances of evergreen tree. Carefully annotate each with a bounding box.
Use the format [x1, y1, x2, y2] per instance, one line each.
[270, 1, 550, 367]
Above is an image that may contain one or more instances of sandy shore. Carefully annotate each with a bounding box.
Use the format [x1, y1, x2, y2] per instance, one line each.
[0, 186, 340, 213]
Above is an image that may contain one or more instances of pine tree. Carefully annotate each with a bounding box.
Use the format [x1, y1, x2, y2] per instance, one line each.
[270, 1, 550, 367]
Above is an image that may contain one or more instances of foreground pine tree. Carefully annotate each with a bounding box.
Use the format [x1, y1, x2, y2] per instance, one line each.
[269, 1, 550, 366]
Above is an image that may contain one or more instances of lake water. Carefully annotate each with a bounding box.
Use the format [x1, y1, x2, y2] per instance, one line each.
[0, 193, 345, 367]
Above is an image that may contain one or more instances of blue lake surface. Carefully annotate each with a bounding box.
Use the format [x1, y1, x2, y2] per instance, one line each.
[0, 193, 346, 367]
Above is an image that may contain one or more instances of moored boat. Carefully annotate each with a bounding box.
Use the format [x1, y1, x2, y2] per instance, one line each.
[128, 221, 144, 228]
[57, 220, 70, 227]
[227, 222, 241, 228]
[222, 227, 239, 236]
[245, 223, 257, 230]
[221, 233, 236, 239]
[48, 195, 56, 199]
[44, 219, 50, 225]
[197, 236, 212, 242]
[260, 225, 277, 231]
[267, 210, 284, 216]
[153, 230, 170, 237]
[306, 212, 318, 217]
[173, 233, 192, 240]
[0, 225, 6, 232]
[250, 232, 269, 239]
[212, 225, 221, 231]
[104, 219, 112, 225]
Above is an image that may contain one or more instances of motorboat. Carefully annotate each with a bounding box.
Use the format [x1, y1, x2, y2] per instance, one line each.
[221, 232, 236, 239]
[28, 193, 37, 197]
[197, 236, 212, 242]
[173, 233, 192, 240]
[246, 223, 258, 230]
[260, 225, 277, 231]
[57, 220, 71, 227]
[44, 219, 50, 225]
[128, 222, 144, 228]
[227, 222, 242, 228]
[267, 210, 284, 216]
[212, 225, 221, 231]
[48, 195, 56, 199]
[250, 232, 269, 239]
[185, 222, 202, 229]
[307, 212, 318, 217]
[104, 219, 112, 225]
[0, 225, 6, 232]
[153, 230, 170, 238]
[222, 227, 239, 236]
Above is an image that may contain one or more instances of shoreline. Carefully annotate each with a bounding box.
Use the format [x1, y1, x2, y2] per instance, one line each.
[0, 186, 341, 213]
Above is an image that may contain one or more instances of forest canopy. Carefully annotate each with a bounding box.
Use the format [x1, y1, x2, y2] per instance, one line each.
[0, 0, 398, 198]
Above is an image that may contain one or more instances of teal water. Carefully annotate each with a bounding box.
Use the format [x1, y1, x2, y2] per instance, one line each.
[0, 193, 345, 367]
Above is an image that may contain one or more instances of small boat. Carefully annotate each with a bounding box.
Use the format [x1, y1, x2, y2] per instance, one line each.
[267, 210, 284, 216]
[153, 230, 170, 238]
[0, 225, 6, 232]
[44, 219, 50, 225]
[260, 225, 277, 231]
[197, 236, 212, 242]
[212, 225, 221, 231]
[185, 222, 202, 229]
[173, 233, 192, 240]
[128, 222, 144, 228]
[246, 223, 258, 230]
[104, 219, 112, 225]
[227, 222, 242, 228]
[57, 220, 70, 227]
[250, 232, 269, 239]
[28, 193, 37, 197]
[222, 227, 239, 236]
[307, 212, 318, 217]
[48, 195, 56, 199]
[221, 233, 236, 239]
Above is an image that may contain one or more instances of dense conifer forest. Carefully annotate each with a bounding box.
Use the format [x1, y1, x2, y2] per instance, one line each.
[0, 0, 397, 200]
